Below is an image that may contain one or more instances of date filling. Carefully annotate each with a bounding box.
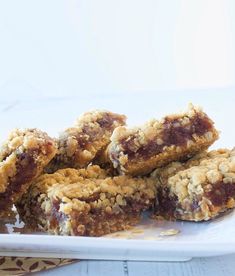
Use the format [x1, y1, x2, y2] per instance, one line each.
[121, 114, 213, 160]
[47, 195, 153, 236]
[0, 152, 37, 210]
[156, 181, 235, 219]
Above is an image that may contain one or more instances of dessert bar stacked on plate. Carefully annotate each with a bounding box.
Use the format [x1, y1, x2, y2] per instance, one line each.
[1, 104, 235, 236]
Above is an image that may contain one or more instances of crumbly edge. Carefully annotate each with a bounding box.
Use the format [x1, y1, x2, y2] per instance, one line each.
[0, 128, 57, 210]
[17, 169, 157, 236]
[152, 148, 231, 181]
[45, 110, 126, 173]
[16, 165, 108, 229]
[48, 212, 141, 236]
[110, 131, 218, 176]
[25, 165, 108, 196]
[47, 175, 157, 208]
[109, 104, 206, 142]
[154, 148, 235, 221]
[108, 104, 219, 175]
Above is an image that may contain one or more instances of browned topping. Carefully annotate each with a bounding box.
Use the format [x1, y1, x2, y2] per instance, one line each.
[76, 192, 101, 204]
[206, 182, 235, 206]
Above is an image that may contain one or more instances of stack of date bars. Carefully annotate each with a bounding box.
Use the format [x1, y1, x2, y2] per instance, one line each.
[1, 104, 235, 236]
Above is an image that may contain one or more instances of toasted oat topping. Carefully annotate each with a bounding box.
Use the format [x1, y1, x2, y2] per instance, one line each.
[46, 110, 126, 173]
[25, 165, 156, 212]
[152, 149, 231, 181]
[167, 149, 235, 202]
[30, 165, 108, 195]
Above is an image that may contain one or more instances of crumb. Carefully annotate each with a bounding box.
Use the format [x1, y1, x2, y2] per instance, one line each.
[159, 229, 180, 236]
[131, 229, 144, 234]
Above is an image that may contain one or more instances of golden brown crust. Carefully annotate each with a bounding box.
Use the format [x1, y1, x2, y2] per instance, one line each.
[151, 149, 230, 180]
[28, 165, 108, 195]
[108, 104, 219, 176]
[17, 166, 157, 236]
[45, 110, 126, 173]
[153, 148, 235, 221]
[0, 128, 57, 215]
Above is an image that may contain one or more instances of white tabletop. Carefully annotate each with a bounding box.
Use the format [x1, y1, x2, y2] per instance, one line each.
[1, 90, 235, 276]
[36, 255, 235, 276]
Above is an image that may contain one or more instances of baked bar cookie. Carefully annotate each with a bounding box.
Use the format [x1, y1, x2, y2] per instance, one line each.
[108, 104, 219, 176]
[0, 128, 57, 216]
[46, 110, 126, 173]
[17, 166, 156, 236]
[153, 148, 235, 221]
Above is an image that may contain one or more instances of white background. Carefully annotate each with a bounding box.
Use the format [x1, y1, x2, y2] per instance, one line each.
[0, 0, 234, 98]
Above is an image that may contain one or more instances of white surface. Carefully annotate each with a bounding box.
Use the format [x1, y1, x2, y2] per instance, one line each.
[35, 256, 235, 276]
[0, 90, 235, 275]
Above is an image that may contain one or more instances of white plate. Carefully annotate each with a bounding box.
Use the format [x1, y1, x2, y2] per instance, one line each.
[0, 210, 235, 261]
[1, 90, 235, 262]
